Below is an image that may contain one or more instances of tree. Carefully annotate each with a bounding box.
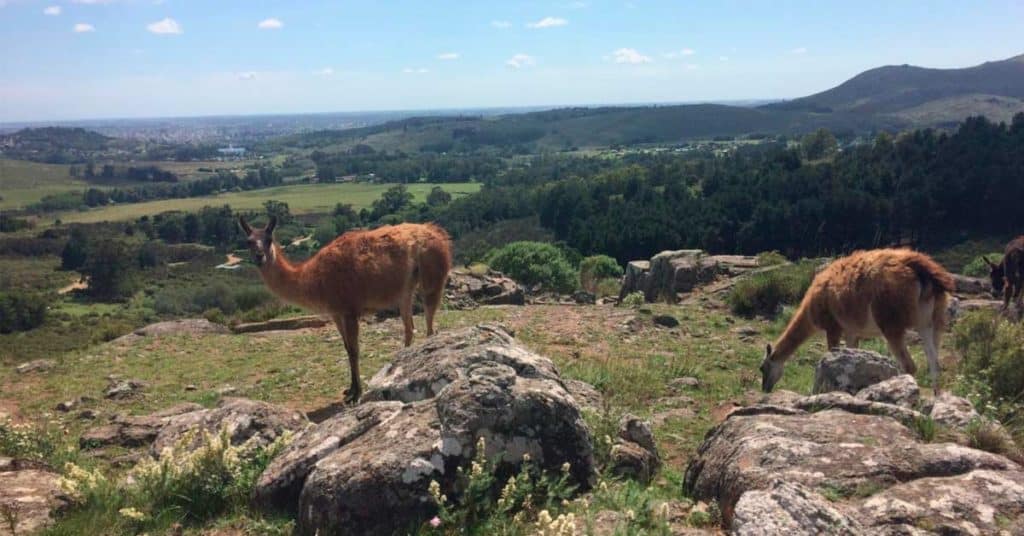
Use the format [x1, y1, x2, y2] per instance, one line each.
[183, 213, 202, 243]
[61, 228, 90, 270]
[426, 186, 452, 207]
[371, 184, 414, 219]
[81, 238, 137, 301]
[262, 200, 293, 224]
[801, 129, 838, 160]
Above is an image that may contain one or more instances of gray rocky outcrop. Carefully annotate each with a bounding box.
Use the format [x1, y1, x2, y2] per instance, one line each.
[254, 324, 596, 536]
[686, 353, 1024, 534]
[812, 348, 900, 394]
[618, 250, 762, 303]
[0, 464, 70, 536]
[446, 268, 525, 307]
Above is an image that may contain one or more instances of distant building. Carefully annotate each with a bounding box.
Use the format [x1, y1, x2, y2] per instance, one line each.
[217, 144, 246, 158]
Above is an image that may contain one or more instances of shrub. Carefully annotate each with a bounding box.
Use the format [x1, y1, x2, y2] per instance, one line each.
[81, 238, 138, 301]
[0, 291, 50, 333]
[963, 253, 1003, 278]
[234, 287, 274, 311]
[579, 255, 623, 292]
[728, 260, 816, 317]
[756, 250, 788, 267]
[953, 310, 1024, 403]
[594, 278, 621, 298]
[0, 418, 76, 468]
[485, 241, 577, 293]
[621, 291, 645, 309]
[193, 283, 238, 314]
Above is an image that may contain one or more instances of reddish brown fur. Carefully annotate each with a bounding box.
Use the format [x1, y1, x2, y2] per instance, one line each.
[986, 236, 1024, 310]
[242, 218, 452, 402]
[760, 248, 955, 392]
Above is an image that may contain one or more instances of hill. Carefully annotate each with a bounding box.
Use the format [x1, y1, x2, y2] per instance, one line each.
[275, 104, 904, 153]
[764, 53, 1024, 124]
[0, 126, 112, 163]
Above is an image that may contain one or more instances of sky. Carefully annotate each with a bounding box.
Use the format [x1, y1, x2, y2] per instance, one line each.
[0, 0, 1022, 122]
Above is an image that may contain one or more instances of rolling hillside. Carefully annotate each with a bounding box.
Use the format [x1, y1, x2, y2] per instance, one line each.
[765, 53, 1024, 124]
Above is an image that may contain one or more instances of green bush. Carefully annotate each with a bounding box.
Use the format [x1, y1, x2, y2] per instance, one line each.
[755, 251, 788, 267]
[728, 260, 817, 317]
[81, 238, 138, 301]
[485, 241, 578, 293]
[192, 283, 238, 314]
[963, 253, 1003, 278]
[0, 291, 50, 333]
[953, 310, 1024, 403]
[579, 255, 623, 292]
[621, 291, 645, 308]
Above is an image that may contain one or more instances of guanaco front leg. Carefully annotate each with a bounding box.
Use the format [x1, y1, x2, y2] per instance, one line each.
[399, 292, 415, 347]
[883, 330, 917, 376]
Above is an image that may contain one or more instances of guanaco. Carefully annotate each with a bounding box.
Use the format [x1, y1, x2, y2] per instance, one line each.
[760, 248, 955, 392]
[239, 216, 452, 403]
[984, 236, 1024, 311]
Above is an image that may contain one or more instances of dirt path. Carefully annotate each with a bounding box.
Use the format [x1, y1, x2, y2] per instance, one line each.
[224, 253, 242, 266]
[290, 234, 314, 247]
[58, 277, 88, 294]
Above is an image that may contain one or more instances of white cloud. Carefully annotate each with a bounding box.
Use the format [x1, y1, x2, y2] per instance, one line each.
[719, 56, 729, 62]
[258, 18, 283, 30]
[71, 0, 115, 4]
[505, 53, 535, 69]
[237, 72, 257, 80]
[73, 23, 95, 32]
[147, 17, 182, 34]
[437, 52, 459, 60]
[610, 48, 652, 64]
[527, 16, 567, 29]
[681, 48, 695, 56]
[313, 67, 334, 76]
[402, 68, 429, 74]
[491, 20, 512, 28]
[791, 47, 807, 54]
[43, 5, 61, 15]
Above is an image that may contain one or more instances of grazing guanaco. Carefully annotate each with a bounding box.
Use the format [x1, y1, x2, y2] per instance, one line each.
[759, 248, 955, 393]
[984, 236, 1024, 311]
[239, 216, 452, 403]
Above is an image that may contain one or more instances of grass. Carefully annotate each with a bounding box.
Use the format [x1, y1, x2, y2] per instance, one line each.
[51, 182, 481, 224]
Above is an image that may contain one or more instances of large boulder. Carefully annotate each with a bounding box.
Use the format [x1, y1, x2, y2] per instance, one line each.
[686, 365, 1024, 534]
[446, 268, 525, 307]
[151, 398, 308, 456]
[812, 348, 900, 394]
[619, 250, 761, 303]
[80, 402, 203, 449]
[618, 260, 651, 301]
[255, 324, 596, 536]
[0, 466, 70, 536]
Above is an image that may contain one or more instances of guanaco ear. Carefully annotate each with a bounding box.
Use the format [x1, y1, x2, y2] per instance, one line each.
[983, 256, 996, 269]
[265, 216, 278, 237]
[765, 344, 773, 358]
[238, 215, 253, 235]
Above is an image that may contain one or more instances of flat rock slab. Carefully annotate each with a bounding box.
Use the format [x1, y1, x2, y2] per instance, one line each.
[255, 324, 596, 536]
[813, 348, 900, 395]
[0, 469, 70, 536]
[231, 316, 329, 334]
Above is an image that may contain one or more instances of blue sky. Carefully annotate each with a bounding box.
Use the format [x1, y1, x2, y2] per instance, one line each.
[1, 0, 1021, 121]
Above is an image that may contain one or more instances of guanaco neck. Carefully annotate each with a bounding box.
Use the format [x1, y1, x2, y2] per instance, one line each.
[770, 302, 816, 364]
[257, 243, 321, 311]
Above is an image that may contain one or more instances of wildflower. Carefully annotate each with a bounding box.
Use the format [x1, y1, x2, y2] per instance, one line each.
[522, 452, 531, 463]
[560, 462, 571, 474]
[428, 480, 446, 505]
[429, 516, 441, 528]
[119, 507, 148, 521]
[625, 509, 636, 521]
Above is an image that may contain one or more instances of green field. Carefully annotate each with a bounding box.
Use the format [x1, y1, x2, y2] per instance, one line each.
[0, 159, 83, 209]
[52, 181, 481, 223]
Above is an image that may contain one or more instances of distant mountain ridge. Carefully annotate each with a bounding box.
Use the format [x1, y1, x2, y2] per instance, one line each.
[764, 54, 1024, 118]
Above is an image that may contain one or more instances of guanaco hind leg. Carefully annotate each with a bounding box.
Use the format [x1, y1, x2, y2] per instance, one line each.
[335, 313, 362, 404]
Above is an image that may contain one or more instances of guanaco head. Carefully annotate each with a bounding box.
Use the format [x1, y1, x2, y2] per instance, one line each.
[984, 256, 1005, 296]
[759, 343, 785, 392]
[238, 215, 277, 267]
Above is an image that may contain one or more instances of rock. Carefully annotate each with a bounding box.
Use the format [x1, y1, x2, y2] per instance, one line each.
[55, 399, 78, 412]
[184, 384, 197, 391]
[216, 385, 238, 396]
[14, 359, 55, 374]
[670, 377, 701, 390]
[794, 391, 926, 428]
[618, 260, 650, 302]
[151, 398, 308, 457]
[572, 290, 596, 305]
[731, 325, 759, 337]
[610, 440, 660, 484]
[610, 415, 660, 484]
[114, 319, 230, 344]
[733, 480, 864, 535]
[925, 392, 982, 429]
[104, 379, 148, 400]
[445, 268, 525, 307]
[646, 250, 714, 303]
[77, 409, 99, 420]
[653, 314, 680, 328]
[564, 379, 605, 413]
[0, 469, 70, 535]
[651, 407, 697, 427]
[951, 274, 990, 296]
[254, 324, 596, 536]
[855, 469, 1024, 534]
[813, 348, 901, 395]
[855, 374, 919, 408]
[231, 315, 329, 334]
[80, 402, 203, 449]
[684, 404, 1020, 527]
